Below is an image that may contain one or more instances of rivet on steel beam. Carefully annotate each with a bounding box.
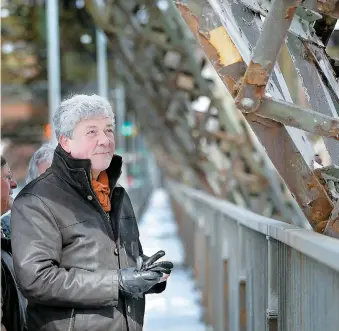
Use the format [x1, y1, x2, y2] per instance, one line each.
[240, 98, 255, 111]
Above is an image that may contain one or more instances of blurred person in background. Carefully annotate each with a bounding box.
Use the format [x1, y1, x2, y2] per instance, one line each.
[1, 156, 27, 331]
[26, 142, 56, 184]
[1, 142, 55, 239]
[10, 94, 173, 331]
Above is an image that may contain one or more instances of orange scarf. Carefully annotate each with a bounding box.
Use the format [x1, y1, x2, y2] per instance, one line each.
[92, 171, 111, 212]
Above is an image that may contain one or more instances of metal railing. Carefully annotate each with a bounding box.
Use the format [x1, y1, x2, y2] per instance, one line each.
[167, 181, 339, 331]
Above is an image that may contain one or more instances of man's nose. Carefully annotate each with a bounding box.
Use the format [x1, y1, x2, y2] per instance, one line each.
[97, 130, 110, 146]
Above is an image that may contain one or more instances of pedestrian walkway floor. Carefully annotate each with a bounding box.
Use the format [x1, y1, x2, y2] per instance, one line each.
[138, 189, 205, 331]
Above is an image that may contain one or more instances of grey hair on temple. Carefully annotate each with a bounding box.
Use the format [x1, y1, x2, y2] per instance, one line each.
[26, 142, 56, 183]
[53, 94, 115, 141]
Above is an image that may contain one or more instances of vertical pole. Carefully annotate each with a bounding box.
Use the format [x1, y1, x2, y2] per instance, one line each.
[96, 28, 108, 98]
[112, 81, 127, 188]
[114, 82, 126, 154]
[46, 0, 60, 144]
[130, 113, 136, 162]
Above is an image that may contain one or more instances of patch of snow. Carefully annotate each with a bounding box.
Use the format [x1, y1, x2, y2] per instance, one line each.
[139, 189, 205, 331]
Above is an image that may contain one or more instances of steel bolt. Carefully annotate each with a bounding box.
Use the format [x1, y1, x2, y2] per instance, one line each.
[241, 98, 255, 110]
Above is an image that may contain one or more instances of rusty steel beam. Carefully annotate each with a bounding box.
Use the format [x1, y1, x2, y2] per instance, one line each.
[175, 0, 335, 233]
[253, 97, 339, 140]
[235, 0, 302, 113]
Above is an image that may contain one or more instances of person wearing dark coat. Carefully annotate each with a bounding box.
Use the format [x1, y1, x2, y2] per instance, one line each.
[1, 156, 27, 331]
[10, 94, 173, 331]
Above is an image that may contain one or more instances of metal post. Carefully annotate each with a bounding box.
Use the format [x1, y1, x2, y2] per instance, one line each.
[113, 82, 126, 154]
[130, 113, 136, 164]
[213, 213, 225, 331]
[267, 236, 278, 331]
[96, 28, 108, 98]
[46, 0, 60, 144]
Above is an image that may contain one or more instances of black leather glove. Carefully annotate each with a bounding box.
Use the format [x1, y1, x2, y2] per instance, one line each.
[118, 268, 162, 298]
[137, 250, 173, 275]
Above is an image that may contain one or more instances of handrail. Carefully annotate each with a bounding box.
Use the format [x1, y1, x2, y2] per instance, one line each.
[167, 180, 339, 331]
[168, 180, 339, 272]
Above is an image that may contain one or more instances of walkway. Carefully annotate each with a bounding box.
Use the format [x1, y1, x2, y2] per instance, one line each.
[138, 189, 205, 331]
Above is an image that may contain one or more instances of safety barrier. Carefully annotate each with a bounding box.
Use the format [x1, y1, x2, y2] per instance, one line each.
[167, 181, 339, 331]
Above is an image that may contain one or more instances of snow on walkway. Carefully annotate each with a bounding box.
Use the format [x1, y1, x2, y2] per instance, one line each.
[138, 189, 205, 331]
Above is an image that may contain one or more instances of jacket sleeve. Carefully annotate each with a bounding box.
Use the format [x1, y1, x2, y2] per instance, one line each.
[10, 193, 119, 308]
[138, 240, 167, 294]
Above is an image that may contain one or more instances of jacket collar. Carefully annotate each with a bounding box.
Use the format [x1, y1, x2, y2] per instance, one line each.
[51, 144, 122, 193]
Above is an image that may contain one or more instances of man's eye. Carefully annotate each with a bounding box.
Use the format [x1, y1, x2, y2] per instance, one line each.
[106, 129, 114, 133]
[87, 130, 96, 135]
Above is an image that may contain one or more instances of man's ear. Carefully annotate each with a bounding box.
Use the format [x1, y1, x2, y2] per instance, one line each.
[59, 136, 71, 153]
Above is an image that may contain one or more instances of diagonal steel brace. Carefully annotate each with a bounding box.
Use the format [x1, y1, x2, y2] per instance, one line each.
[235, 0, 302, 113]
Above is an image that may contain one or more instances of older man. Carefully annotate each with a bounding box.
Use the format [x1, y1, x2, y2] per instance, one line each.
[11, 94, 173, 331]
[1, 156, 27, 331]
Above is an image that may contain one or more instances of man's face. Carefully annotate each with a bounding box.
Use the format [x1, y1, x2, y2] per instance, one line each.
[61, 117, 115, 177]
[1, 164, 17, 215]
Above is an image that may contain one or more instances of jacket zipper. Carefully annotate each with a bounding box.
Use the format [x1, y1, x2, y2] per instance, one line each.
[72, 173, 121, 323]
[67, 308, 75, 331]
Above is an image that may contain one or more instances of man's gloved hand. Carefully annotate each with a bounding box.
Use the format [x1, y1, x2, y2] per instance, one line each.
[118, 268, 161, 299]
[137, 250, 173, 279]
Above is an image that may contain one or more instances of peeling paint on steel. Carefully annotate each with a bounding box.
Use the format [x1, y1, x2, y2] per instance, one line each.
[328, 120, 339, 140]
[176, 3, 222, 70]
[306, 174, 333, 232]
[245, 61, 269, 86]
[176, 1, 246, 97]
[285, 152, 334, 233]
[209, 26, 243, 67]
[285, 6, 298, 19]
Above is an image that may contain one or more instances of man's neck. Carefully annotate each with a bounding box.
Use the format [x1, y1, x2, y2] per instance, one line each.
[91, 171, 100, 181]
